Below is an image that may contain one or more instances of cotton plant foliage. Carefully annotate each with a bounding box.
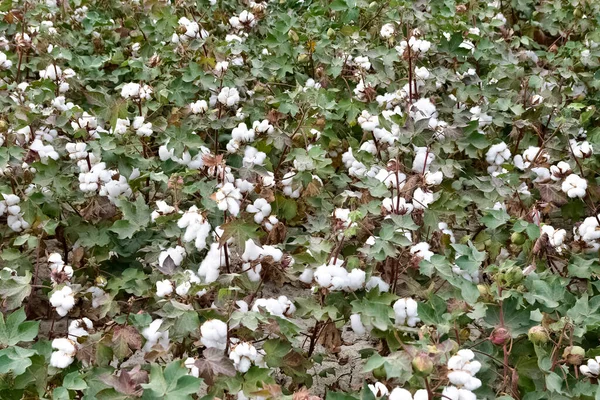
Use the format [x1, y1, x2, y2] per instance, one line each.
[2, 0, 600, 399]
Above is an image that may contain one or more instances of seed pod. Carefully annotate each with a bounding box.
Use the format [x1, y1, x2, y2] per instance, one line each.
[490, 327, 511, 346]
[528, 326, 549, 344]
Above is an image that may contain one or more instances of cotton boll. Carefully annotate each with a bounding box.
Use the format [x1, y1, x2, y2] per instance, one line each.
[380, 23, 395, 39]
[550, 161, 571, 180]
[424, 171, 443, 185]
[217, 87, 240, 107]
[299, 268, 314, 283]
[142, 319, 169, 352]
[368, 382, 389, 398]
[158, 246, 186, 270]
[214, 183, 243, 216]
[412, 146, 434, 173]
[178, 206, 212, 250]
[229, 341, 263, 373]
[156, 279, 173, 297]
[410, 242, 433, 261]
[531, 167, 551, 183]
[243, 146, 266, 167]
[413, 188, 434, 209]
[357, 111, 379, 131]
[365, 276, 390, 292]
[570, 139, 593, 158]
[393, 298, 420, 327]
[50, 338, 77, 368]
[252, 296, 296, 317]
[410, 98, 438, 123]
[200, 319, 228, 350]
[486, 142, 511, 165]
[133, 116, 153, 137]
[68, 318, 93, 338]
[581, 357, 600, 377]
[49, 286, 75, 317]
[388, 388, 413, 400]
[350, 314, 367, 335]
[190, 100, 208, 114]
[198, 242, 227, 283]
[561, 174, 587, 198]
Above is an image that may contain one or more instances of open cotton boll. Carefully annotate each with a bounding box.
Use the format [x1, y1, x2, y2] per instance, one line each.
[151, 200, 176, 221]
[412, 146, 434, 173]
[486, 142, 511, 165]
[198, 242, 226, 283]
[68, 318, 93, 338]
[313, 260, 366, 292]
[156, 279, 173, 297]
[50, 338, 77, 368]
[251, 296, 296, 317]
[178, 206, 212, 250]
[531, 167, 551, 183]
[214, 183, 243, 216]
[368, 382, 389, 398]
[299, 268, 314, 283]
[550, 161, 571, 180]
[581, 356, 600, 377]
[231, 122, 255, 143]
[410, 98, 438, 123]
[412, 188, 434, 209]
[365, 276, 390, 292]
[185, 357, 200, 377]
[561, 174, 587, 198]
[247, 198, 271, 223]
[142, 319, 169, 352]
[229, 341, 264, 373]
[350, 314, 367, 335]
[252, 119, 274, 135]
[441, 386, 476, 400]
[389, 387, 428, 400]
[133, 116, 153, 137]
[243, 146, 267, 167]
[200, 319, 228, 350]
[541, 225, 567, 253]
[424, 171, 443, 185]
[158, 246, 186, 270]
[410, 242, 433, 261]
[49, 286, 75, 317]
[393, 298, 420, 327]
[30, 139, 59, 163]
[217, 87, 240, 107]
[447, 349, 482, 391]
[357, 110, 379, 131]
[570, 139, 593, 158]
[190, 100, 208, 114]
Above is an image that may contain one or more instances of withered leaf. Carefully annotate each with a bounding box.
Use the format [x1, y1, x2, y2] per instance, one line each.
[100, 365, 148, 397]
[156, 255, 176, 275]
[112, 325, 143, 359]
[194, 347, 236, 386]
[252, 384, 283, 399]
[318, 322, 342, 353]
[538, 183, 568, 206]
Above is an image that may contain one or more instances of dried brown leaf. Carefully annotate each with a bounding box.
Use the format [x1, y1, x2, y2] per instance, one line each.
[194, 348, 237, 386]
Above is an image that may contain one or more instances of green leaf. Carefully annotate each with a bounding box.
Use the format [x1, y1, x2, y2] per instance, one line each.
[481, 209, 511, 229]
[0, 308, 39, 346]
[63, 371, 88, 390]
[0, 270, 32, 312]
[142, 361, 201, 400]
